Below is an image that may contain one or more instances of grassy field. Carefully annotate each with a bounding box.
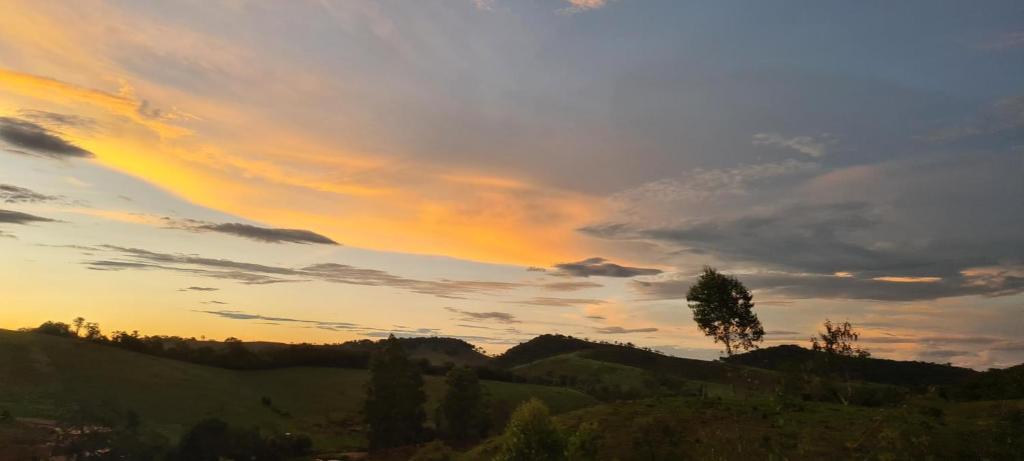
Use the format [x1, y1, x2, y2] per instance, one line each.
[463, 395, 1024, 460]
[0, 329, 597, 452]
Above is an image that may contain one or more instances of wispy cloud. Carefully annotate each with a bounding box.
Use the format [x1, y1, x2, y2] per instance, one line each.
[560, 0, 609, 14]
[0, 209, 57, 224]
[505, 296, 605, 307]
[552, 257, 661, 278]
[84, 245, 523, 298]
[444, 306, 520, 324]
[753, 132, 834, 157]
[166, 218, 339, 245]
[0, 184, 60, 204]
[594, 326, 658, 334]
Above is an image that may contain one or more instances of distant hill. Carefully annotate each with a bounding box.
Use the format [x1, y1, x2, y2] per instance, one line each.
[724, 344, 978, 389]
[342, 336, 490, 368]
[952, 363, 1024, 400]
[0, 329, 595, 453]
[497, 335, 785, 394]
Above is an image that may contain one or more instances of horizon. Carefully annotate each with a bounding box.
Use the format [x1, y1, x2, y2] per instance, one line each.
[2, 0, 1023, 370]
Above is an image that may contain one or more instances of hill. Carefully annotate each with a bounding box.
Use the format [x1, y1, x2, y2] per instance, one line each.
[0, 329, 596, 453]
[498, 335, 784, 395]
[724, 344, 978, 389]
[951, 363, 1024, 400]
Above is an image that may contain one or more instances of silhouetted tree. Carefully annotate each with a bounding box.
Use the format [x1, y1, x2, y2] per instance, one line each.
[440, 366, 487, 440]
[495, 399, 565, 461]
[35, 321, 75, 337]
[72, 316, 85, 337]
[83, 322, 103, 341]
[685, 267, 764, 356]
[364, 335, 426, 449]
[811, 319, 870, 358]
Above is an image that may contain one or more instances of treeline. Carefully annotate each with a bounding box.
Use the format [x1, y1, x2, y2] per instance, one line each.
[31, 319, 502, 376]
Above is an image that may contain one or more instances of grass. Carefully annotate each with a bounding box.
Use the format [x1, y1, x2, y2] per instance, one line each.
[463, 395, 1024, 461]
[512, 352, 656, 393]
[0, 329, 597, 452]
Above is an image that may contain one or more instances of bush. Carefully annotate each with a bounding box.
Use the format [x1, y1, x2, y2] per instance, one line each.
[495, 399, 565, 461]
[565, 421, 600, 461]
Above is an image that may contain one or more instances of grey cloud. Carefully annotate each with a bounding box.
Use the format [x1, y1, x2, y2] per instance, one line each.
[301, 263, 522, 299]
[0, 209, 56, 224]
[553, 257, 661, 278]
[0, 185, 60, 204]
[84, 245, 522, 298]
[17, 110, 96, 131]
[165, 218, 338, 245]
[540, 281, 603, 292]
[180, 286, 219, 291]
[505, 297, 605, 307]
[0, 117, 93, 159]
[195, 309, 361, 329]
[594, 326, 659, 334]
[444, 306, 520, 324]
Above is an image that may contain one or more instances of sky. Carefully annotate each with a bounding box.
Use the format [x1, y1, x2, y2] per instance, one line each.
[0, 0, 1022, 369]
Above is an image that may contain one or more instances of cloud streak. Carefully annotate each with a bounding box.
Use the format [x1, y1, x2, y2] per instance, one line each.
[0, 209, 56, 224]
[0, 117, 94, 159]
[444, 306, 520, 324]
[84, 245, 523, 298]
[552, 257, 661, 278]
[166, 219, 339, 245]
[0, 184, 60, 204]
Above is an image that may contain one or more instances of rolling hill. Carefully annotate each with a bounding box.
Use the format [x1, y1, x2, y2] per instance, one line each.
[0, 329, 595, 453]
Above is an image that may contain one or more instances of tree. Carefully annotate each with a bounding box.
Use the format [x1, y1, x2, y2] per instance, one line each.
[83, 322, 103, 341]
[810, 319, 870, 358]
[34, 321, 74, 337]
[685, 267, 764, 356]
[495, 399, 565, 461]
[565, 421, 600, 461]
[72, 317, 85, 336]
[439, 366, 487, 440]
[364, 335, 426, 449]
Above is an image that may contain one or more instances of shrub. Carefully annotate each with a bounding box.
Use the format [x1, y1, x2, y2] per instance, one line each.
[495, 399, 565, 461]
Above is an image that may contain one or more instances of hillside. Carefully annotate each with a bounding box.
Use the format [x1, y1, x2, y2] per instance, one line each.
[464, 396, 1024, 460]
[0, 329, 595, 453]
[725, 344, 978, 389]
[499, 335, 785, 394]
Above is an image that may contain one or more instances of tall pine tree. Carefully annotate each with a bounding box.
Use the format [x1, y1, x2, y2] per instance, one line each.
[364, 335, 426, 449]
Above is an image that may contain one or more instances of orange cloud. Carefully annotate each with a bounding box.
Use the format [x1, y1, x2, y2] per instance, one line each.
[872, 276, 942, 283]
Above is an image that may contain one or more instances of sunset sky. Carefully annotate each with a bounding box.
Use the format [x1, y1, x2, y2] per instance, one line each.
[1, 0, 1022, 368]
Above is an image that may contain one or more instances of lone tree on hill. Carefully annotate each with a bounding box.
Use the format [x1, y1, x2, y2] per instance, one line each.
[686, 267, 764, 356]
[811, 319, 870, 358]
[364, 335, 426, 449]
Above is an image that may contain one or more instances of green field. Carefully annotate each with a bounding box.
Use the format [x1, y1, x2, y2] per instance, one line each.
[463, 395, 1024, 460]
[0, 329, 597, 452]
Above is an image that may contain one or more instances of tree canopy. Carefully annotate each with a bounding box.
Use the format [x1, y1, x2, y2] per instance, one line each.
[686, 267, 764, 356]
